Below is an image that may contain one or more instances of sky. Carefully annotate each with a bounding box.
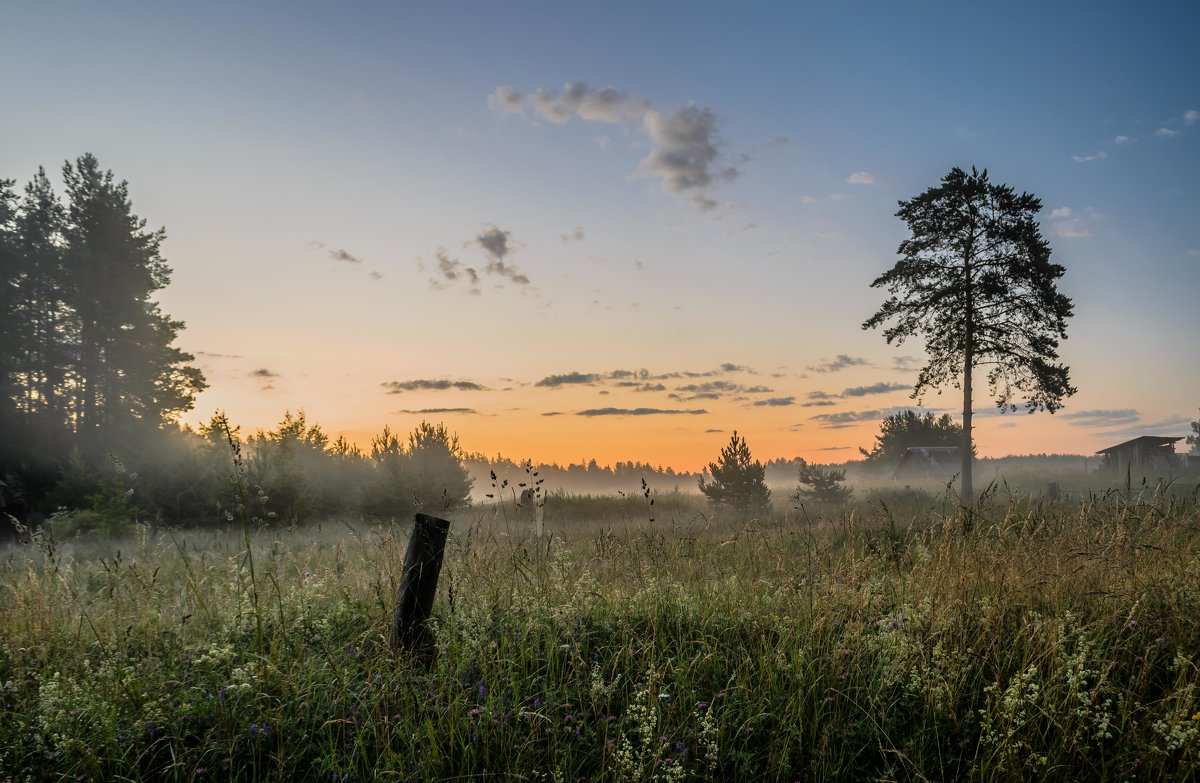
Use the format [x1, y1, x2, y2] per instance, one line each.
[3, 1, 1198, 471]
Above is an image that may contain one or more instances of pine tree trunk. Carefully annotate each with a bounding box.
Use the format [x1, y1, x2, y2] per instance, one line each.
[962, 227, 975, 505]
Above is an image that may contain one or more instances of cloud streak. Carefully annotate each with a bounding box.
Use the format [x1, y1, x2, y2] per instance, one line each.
[577, 407, 707, 417]
[382, 379, 490, 393]
[1062, 408, 1140, 427]
[536, 372, 601, 388]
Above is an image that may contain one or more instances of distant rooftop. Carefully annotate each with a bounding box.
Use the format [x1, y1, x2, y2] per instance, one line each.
[1096, 436, 1182, 455]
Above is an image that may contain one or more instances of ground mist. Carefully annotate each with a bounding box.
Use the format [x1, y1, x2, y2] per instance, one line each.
[1, 490, 1198, 781]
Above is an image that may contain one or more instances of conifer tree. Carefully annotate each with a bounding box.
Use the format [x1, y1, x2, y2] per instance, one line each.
[698, 430, 771, 515]
[863, 166, 1075, 502]
[59, 154, 206, 443]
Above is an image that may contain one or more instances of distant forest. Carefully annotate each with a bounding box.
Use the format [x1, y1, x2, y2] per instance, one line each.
[0, 156, 1128, 540]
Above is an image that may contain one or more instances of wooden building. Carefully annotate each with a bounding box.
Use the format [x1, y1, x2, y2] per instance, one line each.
[1096, 436, 1183, 471]
[892, 446, 960, 480]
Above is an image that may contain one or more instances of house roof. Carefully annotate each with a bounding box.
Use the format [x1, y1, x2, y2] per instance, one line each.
[893, 446, 961, 477]
[1096, 435, 1183, 455]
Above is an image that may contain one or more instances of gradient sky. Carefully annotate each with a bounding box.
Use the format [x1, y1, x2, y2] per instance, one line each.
[3, 1, 1198, 470]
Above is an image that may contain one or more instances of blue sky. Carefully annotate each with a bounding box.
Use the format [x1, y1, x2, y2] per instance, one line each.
[3, 1, 1197, 467]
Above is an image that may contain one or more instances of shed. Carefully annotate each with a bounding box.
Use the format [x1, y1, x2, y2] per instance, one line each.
[1096, 436, 1183, 471]
[893, 446, 960, 480]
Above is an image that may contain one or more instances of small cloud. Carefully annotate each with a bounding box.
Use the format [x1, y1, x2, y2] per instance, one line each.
[1185, 110, 1199, 125]
[475, 226, 531, 285]
[382, 379, 489, 393]
[808, 355, 868, 373]
[752, 396, 795, 407]
[813, 230, 837, 238]
[561, 226, 585, 243]
[1049, 207, 1074, 219]
[892, 356, 919, 372]
[800, 400, 837, 408]
[250, 368, 279, 390]
[195, 351, 243, 359]
[536, 372, 601, 388]
[369, 270, 383, 281]
[395, 407, 477, 415]
[1053, 219, 1091, 238]
[329, 248, 362, 264]
[841, 382, 909, 397]
[576, 407, 707, 417]
[704, 428, 723, 433]
[1113, 135, 1134, 144]
[847, 171, 878, 185]
[817, 446, 850, 451]
[542, 411, 564, 417]
[1156, 127, 1181, 139]
[1071, 151, 1108, 163]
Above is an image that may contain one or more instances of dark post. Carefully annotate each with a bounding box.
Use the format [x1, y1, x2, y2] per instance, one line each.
[389, 513, 451, 651]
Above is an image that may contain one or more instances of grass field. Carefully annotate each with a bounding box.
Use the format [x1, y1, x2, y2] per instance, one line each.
[2, 487, 1198, 781]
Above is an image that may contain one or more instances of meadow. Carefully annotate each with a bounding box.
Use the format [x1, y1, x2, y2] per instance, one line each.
[2, 485, 1198, 782]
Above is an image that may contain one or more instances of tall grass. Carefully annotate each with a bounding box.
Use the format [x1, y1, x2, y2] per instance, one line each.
[1, 490, 1198, 781]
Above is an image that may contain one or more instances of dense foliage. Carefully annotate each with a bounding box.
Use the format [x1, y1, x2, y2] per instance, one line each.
[859, 409, 969, 471]
[0, 156, 206, 528]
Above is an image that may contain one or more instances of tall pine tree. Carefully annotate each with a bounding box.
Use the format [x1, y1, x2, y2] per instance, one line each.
[59, 154, 206, 445]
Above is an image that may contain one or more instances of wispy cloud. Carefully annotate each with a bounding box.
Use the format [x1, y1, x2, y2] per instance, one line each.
[1156, 127, 1181, 139]
[1092, 415, 1191, 443]
[800, 193, 850, 205]
[807, 355, 868, 373]
[1113, 135, 1135, 144]
[195, 351, 243, 359]
[490, 81, 737, 211]
[395, 407, 477, 415]
[1049, 206, 1091, 238]
[382, 379, 490, 393]
[1071, 151, 1108, 163]
[1062, 408, 1140, 427]
[576, 407, 707, 417]
[752, 396, 795, 407]
[428, 248, 481, 293]
[328, 248, 362, 264]
[561, 226, 585, 243]
[847, 171, 878, 185]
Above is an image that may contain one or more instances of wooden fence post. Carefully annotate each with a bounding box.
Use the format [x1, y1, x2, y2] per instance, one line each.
[389, 513, 451, 651]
